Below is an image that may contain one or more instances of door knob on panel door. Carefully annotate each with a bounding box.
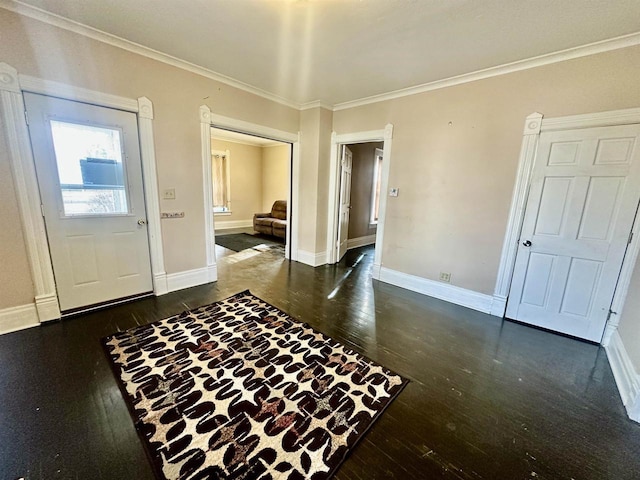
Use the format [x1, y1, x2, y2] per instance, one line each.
[522, 240, 532, 247]
[137, 219, 147, 226]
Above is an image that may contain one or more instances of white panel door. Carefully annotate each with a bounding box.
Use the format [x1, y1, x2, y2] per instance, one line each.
[506, 124, 640, 342]
[24, 93, 153, 312]
[337, 146, 353, 261]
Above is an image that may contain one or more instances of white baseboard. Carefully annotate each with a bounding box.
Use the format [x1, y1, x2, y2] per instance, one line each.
[377, 267, 493, 314]
[490, 294, 507, 318]
[0, 303, 40, 335]
[35, 292, 61, 322]
[297, 250, 327, 267]
[347, 235, 376, 250]
[605, 329, 640, 422]
[214, 219, 253, 230]
[166, 265, 218, 293]
[153, 272, 169, 295]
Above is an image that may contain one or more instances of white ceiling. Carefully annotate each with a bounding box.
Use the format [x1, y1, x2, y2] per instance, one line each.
[8, 0, 640, 107]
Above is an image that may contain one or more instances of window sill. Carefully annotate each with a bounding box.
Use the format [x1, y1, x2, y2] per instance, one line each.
[214, 211, 232, 216]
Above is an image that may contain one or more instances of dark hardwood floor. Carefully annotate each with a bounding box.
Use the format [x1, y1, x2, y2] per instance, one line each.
[1, 245, 639, 479]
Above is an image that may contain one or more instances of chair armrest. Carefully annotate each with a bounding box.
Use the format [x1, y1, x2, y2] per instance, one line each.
[254, 213, 271, 219]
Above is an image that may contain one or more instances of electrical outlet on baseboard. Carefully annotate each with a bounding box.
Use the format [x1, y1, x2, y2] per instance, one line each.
[439, 272, 451, 283]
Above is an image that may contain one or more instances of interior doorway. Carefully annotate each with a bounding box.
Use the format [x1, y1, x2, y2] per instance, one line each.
[209, 127, 293, 261]
[335, 142, 384, 262]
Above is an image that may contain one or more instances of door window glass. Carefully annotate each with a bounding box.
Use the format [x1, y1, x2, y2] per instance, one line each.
[50, 120, 128, 215]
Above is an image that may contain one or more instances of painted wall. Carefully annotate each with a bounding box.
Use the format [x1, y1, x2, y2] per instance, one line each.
[347, 142, 382, 240]
[618, 256, 640, 372]
[261, 144, 290, 213]
[0, 8, 300, 310]
[210, 139, 263, 225]
[333, 45, 640, 295]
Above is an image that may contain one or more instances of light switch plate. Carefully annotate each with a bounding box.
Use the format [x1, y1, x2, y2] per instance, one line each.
[389, 187, 399, 197]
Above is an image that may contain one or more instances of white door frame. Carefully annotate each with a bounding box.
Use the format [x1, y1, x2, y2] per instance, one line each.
[0, 62, 166, 323]
[326, 124, 393, 278]
[199, 107, 301, 263]
[493, 108, 640, 345]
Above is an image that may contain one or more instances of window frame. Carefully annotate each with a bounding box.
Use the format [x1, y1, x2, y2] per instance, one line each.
[211, 149, 231, 215]
[370, 148, 384, 226]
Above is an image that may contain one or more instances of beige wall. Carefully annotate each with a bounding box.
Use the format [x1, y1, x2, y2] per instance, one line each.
[298, 106, 333, 255]
[618, 256, 640, 370]
[210, 140, 263, 224]
[261, 144, 290, 213]
[0, 9, 299, 309]
[347, 142, 382, 239]
[334, 45, 640, 295]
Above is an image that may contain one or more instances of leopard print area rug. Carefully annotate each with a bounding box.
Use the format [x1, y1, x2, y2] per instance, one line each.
[103, 290, 408, 480]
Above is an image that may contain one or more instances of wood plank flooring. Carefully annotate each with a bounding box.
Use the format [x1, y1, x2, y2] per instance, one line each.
[1, 245, 639, 479]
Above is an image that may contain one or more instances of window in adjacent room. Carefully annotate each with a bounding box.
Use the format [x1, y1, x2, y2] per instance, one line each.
[370, 148, 384, 225]
[212, 149, 231, 213]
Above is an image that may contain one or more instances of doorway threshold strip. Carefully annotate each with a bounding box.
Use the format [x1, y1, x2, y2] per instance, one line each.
[103, 290, 408, 480]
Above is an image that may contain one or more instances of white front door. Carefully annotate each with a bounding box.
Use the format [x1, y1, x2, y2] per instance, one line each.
[337, 145, 353, 261]
[24, 93, 153, 312]
[506, 124, 640, 342]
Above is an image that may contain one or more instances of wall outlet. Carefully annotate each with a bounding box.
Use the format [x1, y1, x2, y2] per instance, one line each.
[439, 272, 451, 283]
[389, 187, 399, 197]
[161, 212, 184, 219]
[163, 188, 176, 200]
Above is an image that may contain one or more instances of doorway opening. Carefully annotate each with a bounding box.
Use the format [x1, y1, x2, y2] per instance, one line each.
[334, 142, 384, 264]
[210, 127, 293, 262]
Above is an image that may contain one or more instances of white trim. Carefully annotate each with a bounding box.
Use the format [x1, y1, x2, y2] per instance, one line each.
[204, 110, 300, 262]
[605, 330, 640, 423]
[492, 112, 543, 317]
[297, 250, 327, 268]
[494, 108, 640, 339]
[137, 96, 167, 295]
[370, 148, 384, 224]
[0, 0, 300, 110]
[0, 303, 40, 335]
[300, 100, 334, 111]
[347, 235, 376, 250]
[490, 295, 508, 318]
[20, 74, 140, 111]
[327, 126, 393, 266]
[333, 32, 640, 111]
[0, 62, 61, 322]
[378, 267, 494, 314]
[214, 219, 253, 230]
[0, 64, 167, 318]
[200, 106, 218, 274]
[166, 265, 217, 293]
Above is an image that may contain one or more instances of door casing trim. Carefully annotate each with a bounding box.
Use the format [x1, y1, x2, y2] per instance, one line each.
[493, 107, 640, 345]
[200, 107, 301, 263]
[0, 62, 166, 322]
[326, 125, 393, 277]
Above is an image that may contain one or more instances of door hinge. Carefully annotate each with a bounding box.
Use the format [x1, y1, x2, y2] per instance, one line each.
[607, 309, 618, 321]
[24, 110, 29, 126]
[628, 231, 634, 245]
[40, 204, 45, 217]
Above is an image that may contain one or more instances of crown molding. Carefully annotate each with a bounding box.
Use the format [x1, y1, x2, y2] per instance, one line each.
[333, 31, 640, 111]
[300, 100, 334, 111]
[3, 1, 640, 113]
[0, 0, 301, 110]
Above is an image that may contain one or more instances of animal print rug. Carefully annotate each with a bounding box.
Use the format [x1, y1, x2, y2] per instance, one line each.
[103, 290, 407, 480]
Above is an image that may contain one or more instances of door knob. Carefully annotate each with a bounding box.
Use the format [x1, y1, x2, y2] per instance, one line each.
[137, 219, 147, 226]
[522, 240, 532, 247]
